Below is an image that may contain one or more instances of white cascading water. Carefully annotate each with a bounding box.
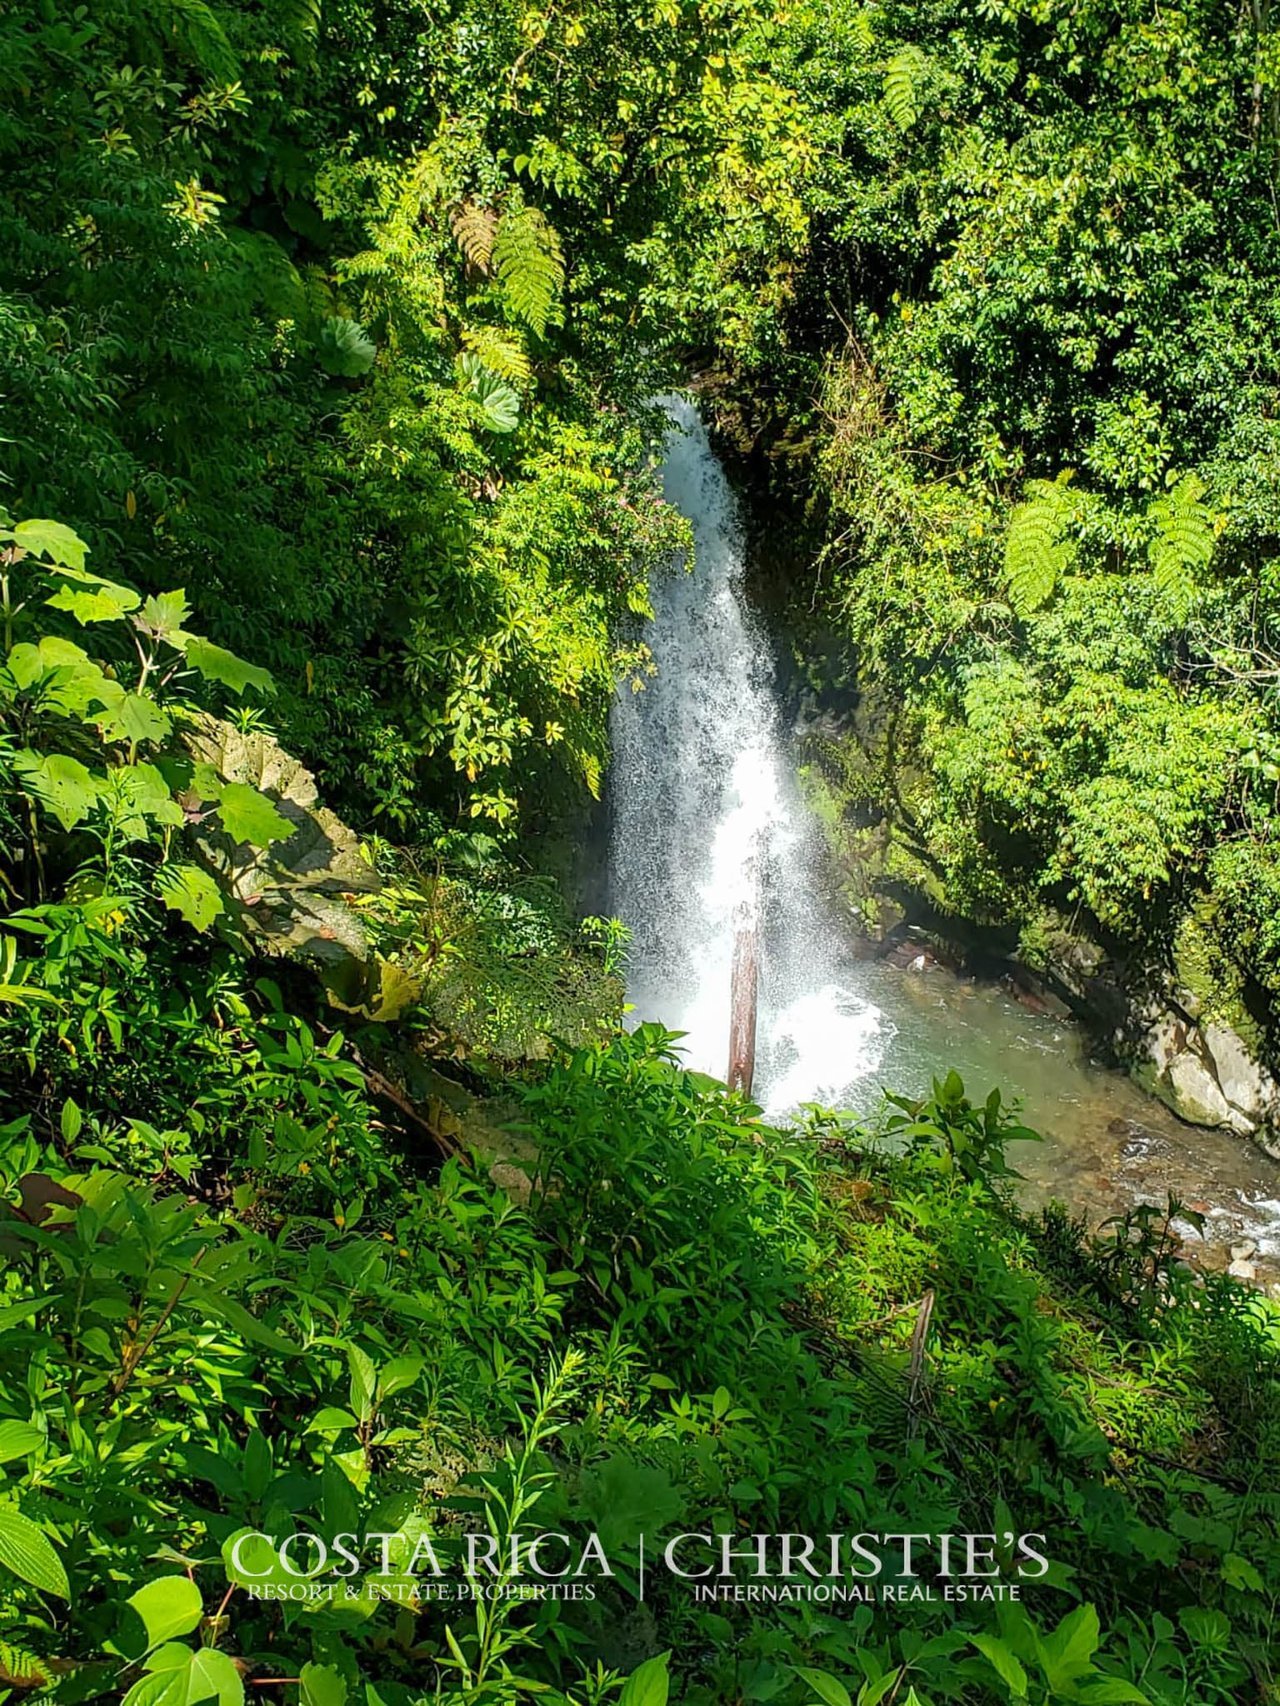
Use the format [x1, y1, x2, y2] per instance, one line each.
[608, 400, 894, 1114]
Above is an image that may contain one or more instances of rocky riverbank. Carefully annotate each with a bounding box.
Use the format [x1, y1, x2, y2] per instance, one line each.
[793, 701, 1280, 1163]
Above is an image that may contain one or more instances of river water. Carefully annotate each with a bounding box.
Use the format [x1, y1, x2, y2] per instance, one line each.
[608, 401, 1280, 1280]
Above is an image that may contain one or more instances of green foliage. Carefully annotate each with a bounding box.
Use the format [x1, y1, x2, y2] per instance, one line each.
[0, 0, 801, 834]
[2, 6, 1280, 1706]
[491, 206, 566, 341]
[1147, 474, 1216, 623]
[731, 0, 1280, 1050]
[1004, 475, 1079, 616]
[0, 516, 287, 933]
[316, 316, 378, 379]
[0, 766, 1276, 1706]
[883, 47, 930, 132]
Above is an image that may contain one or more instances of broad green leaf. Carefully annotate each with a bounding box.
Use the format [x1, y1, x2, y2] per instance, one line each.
[36, 635, 93, 669]
[347, 1344, 377, 1420]
[184, 637, 273, 697]
[97, 692, 172, 748]
[142, 1645, 194, 1674]
[0, 1300, 50, 1332]
[221, 1530, 282, 1591]
[184, 1647, 244, 1706]
[618, 1654, 670, 1706]
[222, 1529, 325, 1594]
[971, 1634, 1028, 1697]
[377, 1355, 424, 1401]
[13, 750, 100, 830]
[125, 1645, 243, 1706]
[214, 783, 294, 847]
[305, 1407, 359, 1434]
[46, 566, 141, 624]
[793, 1669, 850, 1706]
[127, 1576, 205, 1649]
[138, 591, 193, 641]
[0, 1505, 69, 1597]
[1039, 1603, 1100, 1690]
[580, 1454, 683, 1550]
[241, 1430, 272, 1503]
[122, 1659, 192, 1706]
[1221, 1551, 1264, 1593]
[1077, 1682, 1152, 1704]
[6, 645, 43, 691]
[318, 316, 377, 377]
[183, 1285, 297, 1354]
[322, 1457, 360, 1537]
[117, 763, 185, 827]
[300, 1664, 347, 1706]
[157, 864, 224, 932]
[854, 1675, 899, 1706]
[13, 518, 86, 569]
[191, 762, 224, 801]
[461, 355, 519, 433]
[1177, 1606, 1231, 1649]
[0, 1422, 42, 1464]
[8, 637, 118, 718]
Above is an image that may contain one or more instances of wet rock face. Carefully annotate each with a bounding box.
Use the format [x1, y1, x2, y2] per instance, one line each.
[1141, 1009, 1280, 1156]
[1011, 910, 1280, 1156]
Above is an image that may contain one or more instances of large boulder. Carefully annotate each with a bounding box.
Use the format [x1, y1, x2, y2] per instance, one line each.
[1138, 1007, 1280, 1155]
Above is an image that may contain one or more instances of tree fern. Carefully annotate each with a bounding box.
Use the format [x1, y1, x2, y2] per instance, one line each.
[1147, 472, 1214, 622]
[450, 200, 498, 274]
[492, 206, 565, 339]
[461, 324, 531, 385]
[1004, 472, 1078, 615]
[884, 47, 929, 130]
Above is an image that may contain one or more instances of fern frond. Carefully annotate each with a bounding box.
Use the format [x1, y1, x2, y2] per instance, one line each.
[492, 206, 565, 339]
[884, 47, 929, 130]
[449, 200, 498, 274]
[0, 1642, 52, 1689]
[150, 0, 241, 81]
[281, 0, 321, 39]
[1004, 472, 1078, 615]
[1147, 472, 1214, 623]
[461, 325, 532, 386]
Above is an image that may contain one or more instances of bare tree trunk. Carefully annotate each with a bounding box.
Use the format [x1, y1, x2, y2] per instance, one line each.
[727, 921, 759, 1094]
[727, 852, 760, 1094]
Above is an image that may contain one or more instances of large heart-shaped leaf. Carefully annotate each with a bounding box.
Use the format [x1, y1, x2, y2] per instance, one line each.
[13, 751, 101, 831]
[126, 1576, 204, 1649]
[215, 783, 294, 848]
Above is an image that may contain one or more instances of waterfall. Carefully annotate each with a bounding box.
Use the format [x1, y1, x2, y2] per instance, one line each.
[608, 399, 893, 1114]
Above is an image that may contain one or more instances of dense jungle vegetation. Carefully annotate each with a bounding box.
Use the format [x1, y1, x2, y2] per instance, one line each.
[1, 2, 1280, 1705]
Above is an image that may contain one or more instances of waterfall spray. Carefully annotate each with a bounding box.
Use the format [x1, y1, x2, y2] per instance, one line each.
[608, 400, 891, 1113]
